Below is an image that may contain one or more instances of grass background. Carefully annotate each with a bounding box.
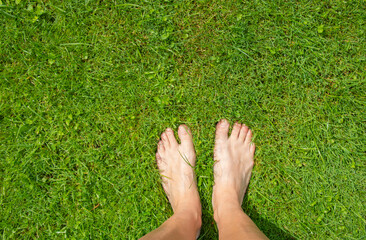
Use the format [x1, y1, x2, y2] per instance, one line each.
[0, 0, 365, 239]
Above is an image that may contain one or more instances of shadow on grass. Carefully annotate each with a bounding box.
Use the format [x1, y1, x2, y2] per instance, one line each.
[242, 195, 296, 240]
[198, 196, 296, 240]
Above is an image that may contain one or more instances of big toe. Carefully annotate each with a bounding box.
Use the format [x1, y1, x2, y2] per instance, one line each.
[215, 119, 229, 142]
[178, 124, 194, 148]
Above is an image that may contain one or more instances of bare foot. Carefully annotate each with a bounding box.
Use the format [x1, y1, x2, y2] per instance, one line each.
[156, 125, 201, 224]
[212, 119, 255, 221]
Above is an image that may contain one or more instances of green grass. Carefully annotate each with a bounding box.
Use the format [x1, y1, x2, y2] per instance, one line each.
[0, 0, 365, 239]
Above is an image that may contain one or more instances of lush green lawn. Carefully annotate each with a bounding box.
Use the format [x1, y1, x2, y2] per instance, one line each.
[1, 0, 365, 239]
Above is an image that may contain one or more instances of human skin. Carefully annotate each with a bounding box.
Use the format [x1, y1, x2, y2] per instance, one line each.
[140, 120, 267, 240]
[213, 119, 268, 240]
[139, 125, 201, 240]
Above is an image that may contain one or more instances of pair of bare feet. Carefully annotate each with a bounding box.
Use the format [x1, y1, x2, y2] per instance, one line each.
[150, 119, 264, 239]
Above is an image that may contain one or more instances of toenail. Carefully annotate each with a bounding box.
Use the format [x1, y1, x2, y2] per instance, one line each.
[219, 119, 228, 126]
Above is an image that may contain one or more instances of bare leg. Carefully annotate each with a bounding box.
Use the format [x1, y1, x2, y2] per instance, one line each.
[140, 125, 201, 240]
[213, 119, 268, 240]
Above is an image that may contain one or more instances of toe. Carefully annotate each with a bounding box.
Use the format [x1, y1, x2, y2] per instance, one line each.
[156, 152, 163, 167]
[161, 132, 170, 146]
[178, 124, 194, 148]
[157, 140, 165, 152]
[230, 122, 241, 139]
[244, 129, 253, 145]
[166, 128, 178, 147]
[156, 152, 162, 161]
[215, 119, 229, 142]
[250, 142, 256, 154]
[156, 152, 167, 170]
[239, 124, 249, 142]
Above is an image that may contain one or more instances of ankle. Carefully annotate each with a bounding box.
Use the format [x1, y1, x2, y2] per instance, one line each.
[174, 207, 202, 230]
[214, 203, 244, 226]
[213, 190, 242, 224]
[175, 198, 202, 226]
